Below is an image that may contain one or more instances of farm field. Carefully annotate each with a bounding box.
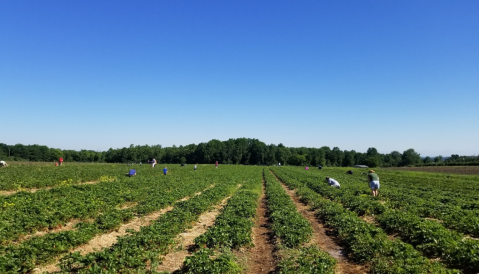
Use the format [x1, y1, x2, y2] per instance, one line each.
[0, 163, 478, 273]
[384, 165, 479, 175]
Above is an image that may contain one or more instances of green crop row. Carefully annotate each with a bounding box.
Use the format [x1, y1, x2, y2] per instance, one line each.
[194, 175, 262, 249]
[0, 178, 211, 273]
[181, 168, 263, 274]
[276, 166, 479, 238]
[377, 210, 479, 272]
[271, 168, 460, 274]
[0, 168, 206, 243]
[380, 189, 479, 237]
[264, 170, 337, 274]
[57, 178, 240, 273]
[181, 247, 241, 274]
[264, 169, 312, 247]
[274, 167, 479, 272]
[0, 163, 128, 190]
[1, 165, 253, 273]
[271, 167, 384, 216]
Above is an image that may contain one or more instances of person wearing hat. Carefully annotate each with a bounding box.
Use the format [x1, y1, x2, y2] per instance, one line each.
[368, 170, 380, 197]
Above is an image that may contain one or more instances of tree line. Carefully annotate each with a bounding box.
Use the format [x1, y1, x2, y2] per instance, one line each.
[1, 138, 477, 167]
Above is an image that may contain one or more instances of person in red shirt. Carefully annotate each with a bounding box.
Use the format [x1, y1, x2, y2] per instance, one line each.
[215, 161, 218, 168]
[59, 157, 63, 166]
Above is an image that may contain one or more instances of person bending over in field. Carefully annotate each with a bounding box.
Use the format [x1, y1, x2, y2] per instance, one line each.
[127, 169, 136, 177]
[325, 177, 340, 188]
[368, 170, 380, 197]
[0, 161, 8, 167]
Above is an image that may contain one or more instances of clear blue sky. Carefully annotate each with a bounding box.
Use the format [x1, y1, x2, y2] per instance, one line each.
[1, 1, 478, 157]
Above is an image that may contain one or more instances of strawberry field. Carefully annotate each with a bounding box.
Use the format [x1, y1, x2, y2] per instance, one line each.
[0, 163, 478, 273]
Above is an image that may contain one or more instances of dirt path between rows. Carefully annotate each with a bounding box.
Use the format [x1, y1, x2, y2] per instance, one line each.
[33, 206, 174, 273]
[0, 180, 102, 196]
[155, 196, 232, 273]
[33, 188, 210, 274]
[244, 180, 276, 274]
[17, 219, 86, 244]
[271, 171, 367, 274]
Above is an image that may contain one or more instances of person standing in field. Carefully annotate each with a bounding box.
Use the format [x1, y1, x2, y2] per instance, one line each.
[152, 158, 157, 168]
[194, 164, 197, 171]
[163, 166, 168, 175]
[325, 177, 340, 188]
[59, 157, 63, 166]
[215, 161, 218, 168]
[368, 170, 380, 197]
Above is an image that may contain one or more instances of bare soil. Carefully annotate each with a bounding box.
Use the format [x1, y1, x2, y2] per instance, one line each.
[243, 181, 276, 274]
[271, 171, 367, 274]
[360, 215, 376, 225]
[34, 206, 174, 273]
[33, 189, 209, 273]
[425, 217, 443, 223]
[16, 219, 86, 244]
[156, 196, 231, 273]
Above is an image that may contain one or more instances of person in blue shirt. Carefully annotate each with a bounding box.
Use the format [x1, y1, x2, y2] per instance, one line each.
[163, 166, 168, 175]
[127, 169, 136, 177]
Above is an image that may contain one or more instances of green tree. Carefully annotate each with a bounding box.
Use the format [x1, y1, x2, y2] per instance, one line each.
[423, 156, 433, 165]
[364, 156, 379, 168]
[401, 148, 421, 166]
[275, 143, 290, 165]
[366, 147, 382, 167]
[434, 155, 443, 164]
[343, 150, 355, 167]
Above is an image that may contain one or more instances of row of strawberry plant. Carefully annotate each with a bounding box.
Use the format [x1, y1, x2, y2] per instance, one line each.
[373, 170, 479, 236]
[194, 176, 262, 249]
[271, 168, 460, 274]
[180, 168, 264, 273]
[376, 210, 479, 273]
[264, 169, 337, 274]
[380, 187, 479, 237]
[271, 167, 385, 216]
[57, 178, 240, 273]
[0, 165, 247, 272]
[275, 167, 479, 272]
[0, 177, 213, 273]
[0, 168, 205, 243]
[380, 170, 479, 206]
[0, 163, 128, 190]
[277, 166, 479, 238]
[265, 169, 312, 247]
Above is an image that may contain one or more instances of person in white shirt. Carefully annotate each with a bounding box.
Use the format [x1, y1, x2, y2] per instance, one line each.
[325, 177, 340, 188]
[151, 158, 157, 168]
